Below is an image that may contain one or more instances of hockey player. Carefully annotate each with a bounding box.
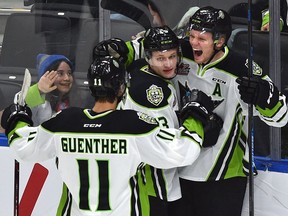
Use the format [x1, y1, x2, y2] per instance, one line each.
[123, 25, 222, 216]
[1, 56, 215, 216]
[124, 26, 182, 216]
[170, 6, 288, 216]
[124, 26, 185, 215]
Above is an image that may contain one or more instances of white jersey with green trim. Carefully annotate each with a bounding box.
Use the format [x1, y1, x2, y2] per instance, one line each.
[9, 107, 201, 216]
[122, 59, 181, 201]
[173, 42, 288, 182]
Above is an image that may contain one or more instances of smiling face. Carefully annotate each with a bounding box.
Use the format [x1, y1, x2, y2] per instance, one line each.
[54, 61, 73, 95]
[189, 29, 225, 64]
[148, 48, 178, 79]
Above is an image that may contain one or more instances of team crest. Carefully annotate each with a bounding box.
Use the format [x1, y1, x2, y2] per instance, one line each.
[146, 85, 164, 106]
[245, 59, 263, 76]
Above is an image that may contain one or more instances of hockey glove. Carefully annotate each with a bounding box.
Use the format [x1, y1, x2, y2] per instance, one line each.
[1, 104, 33, 136]
[180, 89, 213, 121]
[236, 76, 279, 109]
[93, 38, 129, 64]
[179, 89, 223, 147]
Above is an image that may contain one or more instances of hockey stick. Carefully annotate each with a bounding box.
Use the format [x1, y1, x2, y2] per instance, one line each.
[14, 160, 19, 216]
[14, 69, 32, 216]
[247, 1, 255, 216]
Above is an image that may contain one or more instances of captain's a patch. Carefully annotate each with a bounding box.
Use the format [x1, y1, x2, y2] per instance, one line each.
[146, 84, 164, 106]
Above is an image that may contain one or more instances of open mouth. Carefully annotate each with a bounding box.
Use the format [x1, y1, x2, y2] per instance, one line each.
[193, 49, 203, 57]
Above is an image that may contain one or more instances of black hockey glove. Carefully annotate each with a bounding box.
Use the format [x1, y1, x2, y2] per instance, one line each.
[236, 76, 279, 109]
[1, 104, 33, 136]
[180, 89, 213, 121]
[93, 38, 129, 64]
[179, 89, 223, 147]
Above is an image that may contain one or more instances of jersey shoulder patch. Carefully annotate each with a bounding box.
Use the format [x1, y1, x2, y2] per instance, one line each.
[245, 58, 263, 76]
[128, 68, 171, 108]
[146, 84, 164, 106]
[137, 111, 158, 125]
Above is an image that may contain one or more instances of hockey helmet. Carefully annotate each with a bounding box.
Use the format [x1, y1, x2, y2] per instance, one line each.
[189, 6, 232, 42]
[143, 25, 182, 64]
[93, 38, 129, 64]
[87, 56, 128, 98]
[144, 25, 179, 55]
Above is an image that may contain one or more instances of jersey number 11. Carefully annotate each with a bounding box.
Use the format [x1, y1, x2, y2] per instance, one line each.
[78, 159, 111, 211]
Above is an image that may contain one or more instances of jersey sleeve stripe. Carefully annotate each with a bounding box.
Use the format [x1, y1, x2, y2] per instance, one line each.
[156, 129, 175, 141]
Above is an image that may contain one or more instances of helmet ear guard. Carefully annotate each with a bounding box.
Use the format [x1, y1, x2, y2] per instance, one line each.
[144, 49, 152, 62]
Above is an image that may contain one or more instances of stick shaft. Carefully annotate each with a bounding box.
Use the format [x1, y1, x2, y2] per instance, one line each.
[14, 160, 19, 216]
[247, 0, 254, 215]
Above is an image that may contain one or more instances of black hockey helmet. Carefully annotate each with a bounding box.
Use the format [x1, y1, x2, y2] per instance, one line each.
[188, 6, 232, 43]
[93, 38, 129, 64]
[143, 25, 180, 58]
[87, 56, 128, 98]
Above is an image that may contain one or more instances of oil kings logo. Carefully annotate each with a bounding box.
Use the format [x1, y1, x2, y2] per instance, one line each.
[137, 112, 158, 125]
[146, 84, 163, 106]
[245, 59, 263, 76]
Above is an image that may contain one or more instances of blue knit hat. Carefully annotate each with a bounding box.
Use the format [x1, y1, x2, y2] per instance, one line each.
[36, 54, 72, 80]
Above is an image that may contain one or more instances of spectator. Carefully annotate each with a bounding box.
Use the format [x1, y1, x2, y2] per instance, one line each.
[1, 54, 77, 132]
[22, 54, 92, 126]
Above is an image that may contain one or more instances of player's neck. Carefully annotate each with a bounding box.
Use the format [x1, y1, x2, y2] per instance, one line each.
[92, 100, 118, 113]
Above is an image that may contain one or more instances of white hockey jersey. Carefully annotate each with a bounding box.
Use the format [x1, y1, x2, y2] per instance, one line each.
[173, 42, 288, 181]
[9, 107, 201, 216]
[122, 59, 181, 201]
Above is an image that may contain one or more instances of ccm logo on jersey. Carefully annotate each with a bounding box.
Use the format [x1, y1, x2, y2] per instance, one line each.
[83, 124, 102, 128]
[212, 77, 226, 84]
